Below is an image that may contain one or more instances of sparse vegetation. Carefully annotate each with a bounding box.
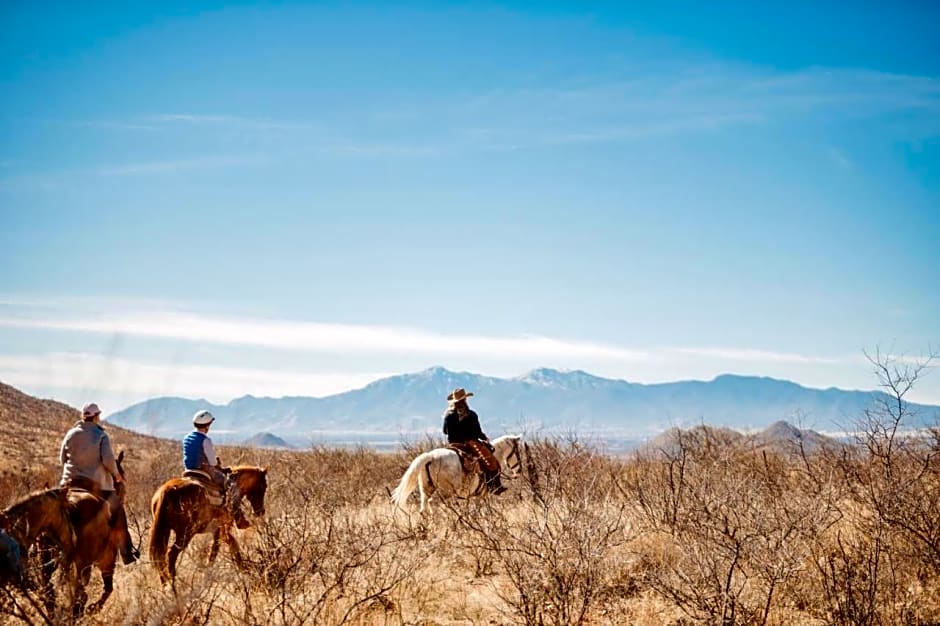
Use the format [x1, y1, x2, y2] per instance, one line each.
[1, 351, 939, 625]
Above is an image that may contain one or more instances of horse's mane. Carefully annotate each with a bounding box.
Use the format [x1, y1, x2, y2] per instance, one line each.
[3, 488, 62, 515]
[230, 465, 267, 473]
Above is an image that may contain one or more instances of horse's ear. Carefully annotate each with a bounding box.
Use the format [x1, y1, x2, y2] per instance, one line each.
[262, 467, 268, 475]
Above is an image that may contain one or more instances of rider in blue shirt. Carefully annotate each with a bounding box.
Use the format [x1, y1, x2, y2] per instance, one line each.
[183, 410, 248, 528]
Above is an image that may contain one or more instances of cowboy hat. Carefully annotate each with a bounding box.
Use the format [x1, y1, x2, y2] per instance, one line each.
[447, 388, 474, 403]
[82, 402, 101, 418]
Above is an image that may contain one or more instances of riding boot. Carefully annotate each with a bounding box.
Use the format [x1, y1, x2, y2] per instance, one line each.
[484, 468, 507, 495]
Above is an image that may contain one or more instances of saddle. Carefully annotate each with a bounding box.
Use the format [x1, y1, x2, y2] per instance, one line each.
[62, 476, 103, 497]
[182, 470, 224, 507]
[447, 441, 500, 475]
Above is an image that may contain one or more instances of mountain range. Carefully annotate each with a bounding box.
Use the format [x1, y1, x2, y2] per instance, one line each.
[105, 366, 940, 447]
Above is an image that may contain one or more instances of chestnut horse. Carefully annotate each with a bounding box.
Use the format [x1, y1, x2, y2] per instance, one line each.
[39, 450, 134, 615]
[1, 488, 75, 591]
[1, 489, 74, 556]
[149, 466, 268, 584]
[1, 451, 131, 615]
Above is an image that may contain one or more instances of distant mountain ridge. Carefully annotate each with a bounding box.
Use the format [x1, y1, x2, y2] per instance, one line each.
[105, 366, 940, 445]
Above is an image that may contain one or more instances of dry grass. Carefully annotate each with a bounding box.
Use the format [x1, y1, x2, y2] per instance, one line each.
[2, 378, 940, 625]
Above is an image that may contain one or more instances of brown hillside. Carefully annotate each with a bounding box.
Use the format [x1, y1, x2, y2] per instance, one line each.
[0, 381, 176, 506]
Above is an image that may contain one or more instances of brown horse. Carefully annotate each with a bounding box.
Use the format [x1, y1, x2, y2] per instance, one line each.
[1, 487, 75, 592]
[149, 466, 268, 584]
[61, 451, 133, 614]
[1, 488, 74, 558]
[38, 450, 133, 616]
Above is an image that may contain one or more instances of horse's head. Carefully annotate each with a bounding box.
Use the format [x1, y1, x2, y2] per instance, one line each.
[493, 435, 523, 477]
[0, 488, 74, 559]
[232, 466, 268, 516]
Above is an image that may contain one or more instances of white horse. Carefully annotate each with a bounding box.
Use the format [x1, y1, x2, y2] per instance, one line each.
[391, 435, 523, 512]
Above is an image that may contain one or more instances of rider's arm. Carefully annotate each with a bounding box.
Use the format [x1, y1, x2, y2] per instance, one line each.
[59, 435, 68, 465]
[99, 434, 122, 483]
[470, 411, 488, 441]
[202, 437, 217, 468]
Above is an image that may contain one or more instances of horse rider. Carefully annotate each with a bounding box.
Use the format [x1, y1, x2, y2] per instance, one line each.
[183, 410, 249, 529]
[59, 402, 138, 564]
[442, 388, 507, 495]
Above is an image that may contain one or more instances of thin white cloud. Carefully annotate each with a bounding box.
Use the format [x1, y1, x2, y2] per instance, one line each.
[538, 112, 764, 146]
[95, 155, 265, 176]
[0, 294, 189, 312]
[11, 65, 933, 189]
[145, 113, 319, 133]
[457, 66, 940, 150]
[0, 311, 651, 362]
[0, 353, 387, 403]
[72, 120, 162, 132]
[0, 307, 849, 370]
[668, 346, 843, 365]
[319, 142, 441, 157]
[150, 114, 240, 124]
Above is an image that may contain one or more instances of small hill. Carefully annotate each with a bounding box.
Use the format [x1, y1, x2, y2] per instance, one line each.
[244, 432, 293, 449]
[635, 420, 841, 458]
[637, 424, 746, 457]
[751, 420, 840, 454]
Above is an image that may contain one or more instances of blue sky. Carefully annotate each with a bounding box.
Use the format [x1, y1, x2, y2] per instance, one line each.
[1, 1, 938, 415]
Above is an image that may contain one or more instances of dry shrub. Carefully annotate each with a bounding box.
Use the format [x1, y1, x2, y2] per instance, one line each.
[451, 437, 635, 626]
[3, 358, 940, 625]
[239, 499, 430, 624]
[623, 427, 842, 625]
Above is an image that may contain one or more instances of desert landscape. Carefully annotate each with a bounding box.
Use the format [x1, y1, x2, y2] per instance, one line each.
[2, 3, 938, 624]
[2, 354, 939, 626]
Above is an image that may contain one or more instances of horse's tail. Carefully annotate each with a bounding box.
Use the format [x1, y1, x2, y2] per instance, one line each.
[391, 452, 433, 509]
[148, 486, 171, 580]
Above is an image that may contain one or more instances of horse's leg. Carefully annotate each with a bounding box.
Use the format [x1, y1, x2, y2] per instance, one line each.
[37, 539, 61, 612]
[418, 466, 431, 513]
[167, 529, 194, 583]
[208, 527, 222, 563]
[71, 562, 92, 618]
[221, 527, 245, 570]
[87, 548, 117, 614]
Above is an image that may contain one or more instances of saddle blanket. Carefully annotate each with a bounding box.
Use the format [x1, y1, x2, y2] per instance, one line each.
[182, 470, 224, 506]
[447, 441, 500, 474]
